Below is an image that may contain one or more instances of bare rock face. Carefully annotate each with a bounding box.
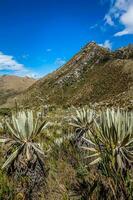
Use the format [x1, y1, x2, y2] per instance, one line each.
[10, 42, 133, 108]
[113, 44, 133, 59]
[55, 42, 111, 87]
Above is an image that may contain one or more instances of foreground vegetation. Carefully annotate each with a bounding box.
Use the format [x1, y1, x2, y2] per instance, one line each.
[0, 106, 133, 199]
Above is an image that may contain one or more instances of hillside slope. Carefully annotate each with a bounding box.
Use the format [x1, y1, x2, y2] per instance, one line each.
[18, 42, 133, 108]
[0, 75, 36, 107]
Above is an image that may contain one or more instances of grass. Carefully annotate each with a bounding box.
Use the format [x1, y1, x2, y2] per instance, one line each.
[0, 106, 133, 199]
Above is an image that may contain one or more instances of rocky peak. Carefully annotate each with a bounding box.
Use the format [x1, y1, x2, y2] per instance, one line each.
[81, 42, 111, 62]
[54, 42, 111, 87]
[113, 44, 133, 59]
[82, 41, 97, 49]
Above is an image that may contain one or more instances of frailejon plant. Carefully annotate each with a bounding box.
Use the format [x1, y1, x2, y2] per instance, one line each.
[0, 110, 50, 199]
[81, 108, 133, 170]
[80, 108, 133, 199]
[0, 110, 49, 170]
[70, 106, 96, 145]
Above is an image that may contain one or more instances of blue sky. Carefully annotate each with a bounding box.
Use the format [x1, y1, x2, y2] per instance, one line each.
[0, 0, 133, 78]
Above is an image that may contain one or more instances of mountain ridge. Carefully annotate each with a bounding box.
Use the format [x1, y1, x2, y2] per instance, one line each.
[0, 75, 36, 107]
[2, 42, 133, 108]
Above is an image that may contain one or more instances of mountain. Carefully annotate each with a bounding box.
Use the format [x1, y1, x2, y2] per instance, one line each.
[11, 42, 133, 108]
[0, 75, 36, 107]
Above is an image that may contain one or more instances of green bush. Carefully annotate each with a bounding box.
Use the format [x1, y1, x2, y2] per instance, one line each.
[0, 170, 14, 200]
[0, 108, 11, 117]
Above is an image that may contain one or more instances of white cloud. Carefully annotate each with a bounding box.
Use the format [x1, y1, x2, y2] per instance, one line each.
[0, 51, 38, 77]
[46, 48, 52, 52]
[55, 58, 66, 67]
[13, 69, 39, 78]
[90, 24, 98, 29]
[22, 54, 29, 59]
[104, 0, 133, 36]
[99, 40, 112, 49]
[115, 5, 133, 36]
[104, 14, 115, 26]
[0, 52, 24, 71]
[114, 0, 129, 11]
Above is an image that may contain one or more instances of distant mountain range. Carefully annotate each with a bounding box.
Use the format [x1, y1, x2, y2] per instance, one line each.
[1, 42, 133, 108]
[0, 75, 36, 107]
